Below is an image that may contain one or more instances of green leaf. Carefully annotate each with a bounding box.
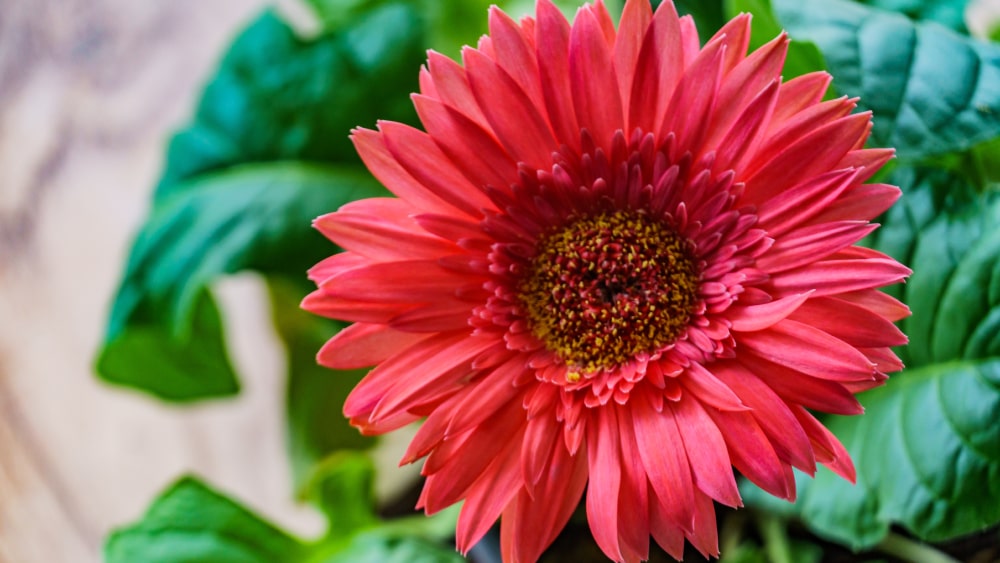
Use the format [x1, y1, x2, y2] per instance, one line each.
[97, 288, 239, 401]
[773, 0, 1000, 160]
[302, 452, 380, 538]
[105, 476, 309, 563]
[743, 167, 1000, 548]
[854, 0, 970, 33]
[158, 5, 424, 196]
[723, 0, 828, 80]
[97, 163, 386, 400]
[269, 276, 373, 490]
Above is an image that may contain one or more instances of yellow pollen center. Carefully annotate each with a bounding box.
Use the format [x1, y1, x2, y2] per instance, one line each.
[519, 211, 699, 376]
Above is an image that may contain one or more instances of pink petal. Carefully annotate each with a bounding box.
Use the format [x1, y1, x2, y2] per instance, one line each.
[767, 71, 834, 132]
[713, 362, 817, 474]
[500, 442, 589, 563]
[808, 183, 901, 224]
[632, 394, 696, 533]
[324, 259, 463, 303]
[614, 0, 653, 119]
[739, 319, 876, 382]
[744, 112, 872, 205]
[570, 5, 624, 151]
[738, 352, 864, 415]
[659, 37, 725, 153]
[535, 0, 580, 151]
[617, 422, 651, 561]
[586, 406, 624, 561]
[789, 296, 908, 347]
[705, 408, 794, 499]
[680, 361, 747, 411]
[627, 0, 682, 134]
[317, 322, 429, 369]
[489, 6, 546, 111]
[754, 167, 860, 236]
[790, 404, 856, 482]
[728, 291, 813, 332]
[769, 254, 911, 297]
[756, 221, 878, 273]
[412, 94, 517, 191]
[315, 198, 459, 260]
[455, 437, 523, 552]
[464, 48, 557, 169]
[380, 121, 494, 217]
[671, 398, 741, 507]
[351, 128, 456, 214]
[426, 51, 491, 130]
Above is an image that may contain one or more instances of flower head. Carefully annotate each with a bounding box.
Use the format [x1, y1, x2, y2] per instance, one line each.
[303, 0, 910, 560]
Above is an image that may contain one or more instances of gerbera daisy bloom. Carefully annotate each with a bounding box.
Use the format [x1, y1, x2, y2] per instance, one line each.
[303, 0, 911, 561]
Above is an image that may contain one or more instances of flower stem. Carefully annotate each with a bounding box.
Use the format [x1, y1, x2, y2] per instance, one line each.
[876, 532, 960, 563]
[756, 513, 794, 563]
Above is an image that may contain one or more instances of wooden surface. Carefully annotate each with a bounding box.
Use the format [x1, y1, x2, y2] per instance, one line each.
[0, 1, 336, 560]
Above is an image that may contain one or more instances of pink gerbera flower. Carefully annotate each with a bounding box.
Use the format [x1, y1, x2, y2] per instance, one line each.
[303, 0, 911, 561]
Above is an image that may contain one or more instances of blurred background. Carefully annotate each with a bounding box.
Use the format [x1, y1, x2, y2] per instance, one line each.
[0, 1, 329, 560]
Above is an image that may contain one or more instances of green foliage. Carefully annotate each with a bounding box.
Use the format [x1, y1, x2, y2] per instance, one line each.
[743, 167, 1000, 549]
[773, 0, 1000, 160]
[854, 0, 970, 32]
[105, 477, 309, 563]
[157, 5, 423, 195]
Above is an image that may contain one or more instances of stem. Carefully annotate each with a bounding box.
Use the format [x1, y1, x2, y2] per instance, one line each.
[876, 532, 960, 563]
[756, 513, 794, 563]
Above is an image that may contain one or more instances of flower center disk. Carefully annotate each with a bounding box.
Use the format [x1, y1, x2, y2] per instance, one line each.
[519, 210, 699, 376]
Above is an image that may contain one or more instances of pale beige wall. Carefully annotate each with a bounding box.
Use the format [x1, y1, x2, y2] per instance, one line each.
[0, 1, 338, 560]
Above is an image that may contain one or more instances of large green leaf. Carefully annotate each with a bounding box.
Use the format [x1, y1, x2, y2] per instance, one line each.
[854, 0, 970, 33]
[97, 163, 386, 400]
[157, 5, 423, 196]
[105, 477, 309, 563]
[743, 168, 1000, 549]
[773, 0, 1000, 160]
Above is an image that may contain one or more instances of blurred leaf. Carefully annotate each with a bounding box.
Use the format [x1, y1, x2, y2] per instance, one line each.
[268, 276, 372, 490]
[773, 0, 1000, 160]
[723, 0, 828, 80]
[158, 5, 423, 196]
[854, 0, 970, 33]
[743, 167, 1000, 549]
[105, 477, 309, 563]
[97, 289, 239, 401]
[302, 452, 380, 538]
[97, 164, 385, 400]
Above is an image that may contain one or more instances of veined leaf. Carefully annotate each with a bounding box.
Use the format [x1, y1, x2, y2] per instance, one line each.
[773, 0, 1000, 160]
[854, 0, 971, 33]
